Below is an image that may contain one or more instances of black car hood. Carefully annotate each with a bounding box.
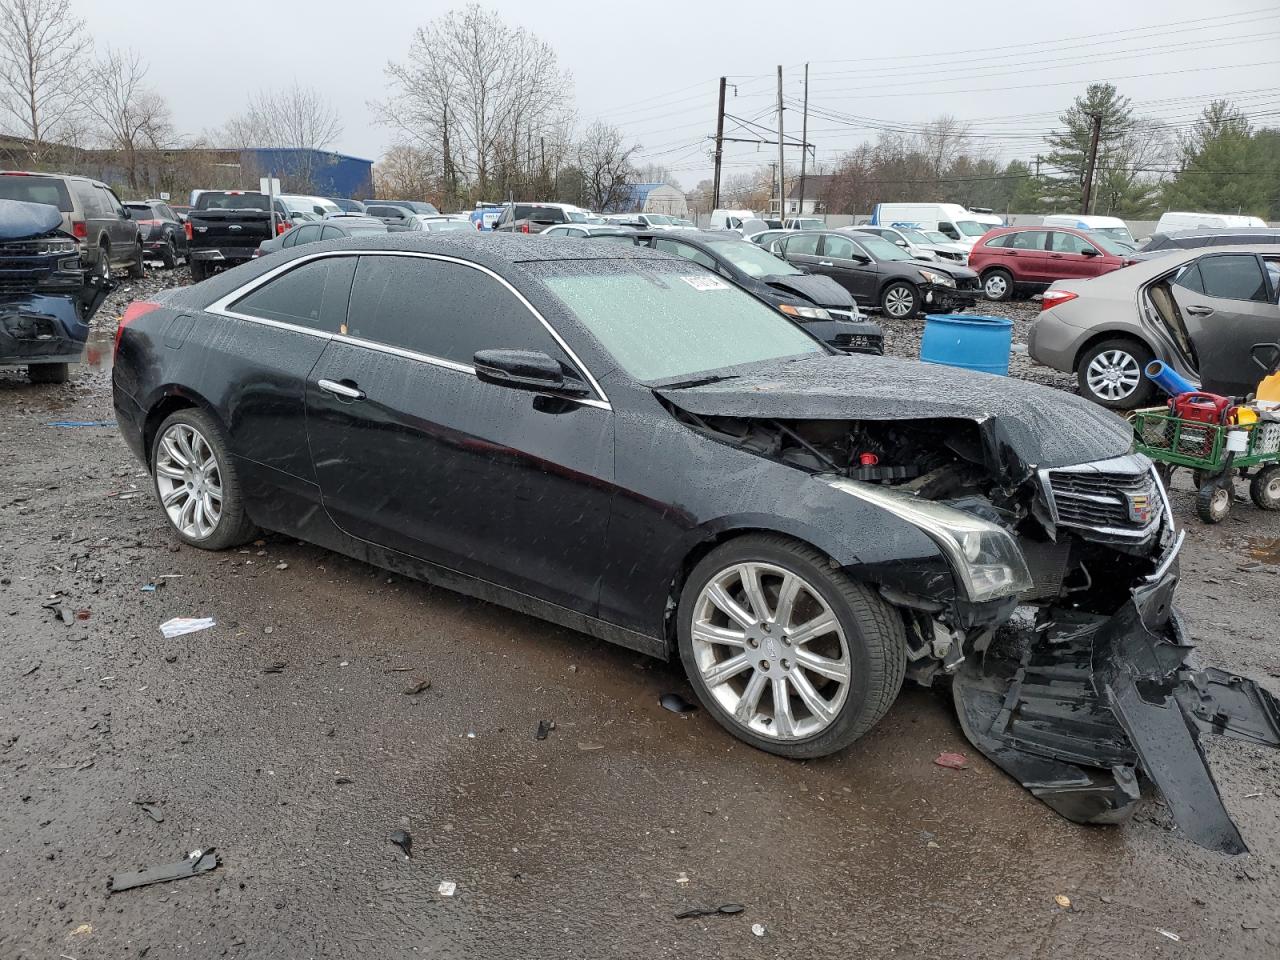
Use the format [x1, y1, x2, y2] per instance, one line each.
[0, 199, 63, 241]
[761, 272, 853, 308]
[656, 353, 1133, 477]
[905, 257, 978, 281]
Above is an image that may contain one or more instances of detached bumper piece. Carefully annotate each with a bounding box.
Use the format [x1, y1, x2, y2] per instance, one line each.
[953, 576, 1280, 854]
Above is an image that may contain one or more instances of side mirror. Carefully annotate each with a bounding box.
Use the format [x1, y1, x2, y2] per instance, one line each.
[473, 349, 590, 396]
[895, 239, 907, 246]
[1080, 247, 1099, 256]
[121, 208, 132, 219]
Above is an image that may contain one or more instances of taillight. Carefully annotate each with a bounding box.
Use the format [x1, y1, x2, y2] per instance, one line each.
[276, 221, 289, 236]
[1041, 290, 1078, 310]
[520, 222, 529, 234]
[72, 220, 87, 240]
[114, 300, 161, 358]
[184, 221, 193, 240]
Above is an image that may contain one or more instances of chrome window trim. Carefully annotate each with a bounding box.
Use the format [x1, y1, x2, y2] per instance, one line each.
[204, 249, 611, 409]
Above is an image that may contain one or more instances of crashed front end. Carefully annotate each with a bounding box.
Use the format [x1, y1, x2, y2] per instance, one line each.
[662, 372, 1279, 853]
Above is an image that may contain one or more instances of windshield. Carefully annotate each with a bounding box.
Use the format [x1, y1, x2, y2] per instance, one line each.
[899, 229, 932, 245]
[566, 210, 588, 222]
[704, 237, 801, 277]
[645, 214, 675, 225]
[536, 264, 823, 383]
[857, 235, 912, 261]
[924, 231, 951, 244]
[1096, 226, 1134, 244]
[956, 220, 988, 237]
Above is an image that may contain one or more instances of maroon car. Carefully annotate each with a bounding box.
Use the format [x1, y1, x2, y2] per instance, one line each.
[968, 225, 1135, 301]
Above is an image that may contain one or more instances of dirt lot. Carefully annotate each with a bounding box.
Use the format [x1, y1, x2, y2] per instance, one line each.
[1, 271, 1278, 959]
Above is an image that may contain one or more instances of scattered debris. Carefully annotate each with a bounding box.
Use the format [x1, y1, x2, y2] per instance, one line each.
[159, 617, 215, 638]
[660, 692, 698, 715]
[437, 880, 456, 897]
[577, 741, 604, 751]
[22, 662, 40, 677]
[402, 678, 431, 696]
[751, 923, 766, 937]
[383, 667, 413, 673]
[261, 662, 287, 674]
[108, 848, 219, 892]
[675, 871, 689, 885]
[1055, 894, 1072, 910]
[535, 719, 554, 740]
[390, 830, 412, 859]
[140, 581, 166, 592]
[275, 562, 289, 571]
[675, 903, 746, 919]
[1157, 929, 1181, 942]
[133, 801, 164, 823]
[74, 608, 91, 621]
[47, 420, 116, 427]
[934, 752, 969, 770]
[335, 776, 353, 785]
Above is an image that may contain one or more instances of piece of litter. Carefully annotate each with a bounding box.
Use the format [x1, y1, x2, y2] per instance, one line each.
[402, 678, 431, 696]
[1244, 792, 1263, 799]
[535, 719, 554, 740]
[437, 880, 456, 897]
[275, 562, 289, 570]
[675, 903, 745, 919]
[108, 848, 218, 892]
[465, 731, 476, 739]
[676, 871, 689, 885]
[262, 662, 287, 674]
[47, 420, 115, 427]
[752, 923, 766, 937]
[1055, 894, 1072, 910]
[1157, 929, 1181, 942]
[22, 662, 40, 677]
[335, 776, 353, 785]
[390, 830, 412, 859]
[577, 741, 604, 751]
[159, 617, 215, 638]
[134, 802, 164, 823]
[660, 692, 698, 715]
[934, 752, 969, 770]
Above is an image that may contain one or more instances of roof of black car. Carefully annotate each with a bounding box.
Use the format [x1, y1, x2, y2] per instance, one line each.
[277, 231, 678, 265]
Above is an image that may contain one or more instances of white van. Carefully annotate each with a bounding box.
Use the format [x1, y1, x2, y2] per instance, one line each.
[1155, 211, 1268, 233]
[870, 202, 993, 248]
[1041, 214, 1135, 246]
[706, 209, 757, 231]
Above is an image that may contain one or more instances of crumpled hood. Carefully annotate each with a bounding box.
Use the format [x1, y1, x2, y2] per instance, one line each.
[761, 272, 853, 308]
[656, 353, 1134, 476]
[0, 199, 64, 241]
[908, 258, 978, 281]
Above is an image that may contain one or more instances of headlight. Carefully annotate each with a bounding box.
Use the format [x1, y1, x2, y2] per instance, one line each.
[778, 303, 832, 321]
[918, 269, 955, 288]
[828, 479, 1032, 601]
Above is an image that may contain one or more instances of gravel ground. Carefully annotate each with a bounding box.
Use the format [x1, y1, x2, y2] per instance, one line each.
[1, 275, 1277, 958]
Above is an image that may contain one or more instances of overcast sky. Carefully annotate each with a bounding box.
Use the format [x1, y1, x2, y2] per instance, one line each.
[75, 0, 1278, 188]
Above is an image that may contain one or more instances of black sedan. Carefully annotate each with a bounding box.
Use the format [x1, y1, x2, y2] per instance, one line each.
[252, 216, 387, 258]
[773, 230, 980, 319]
[629, 230, 884, 354]
[124, 200, 189, 269]
[110, 234, 1280, 852]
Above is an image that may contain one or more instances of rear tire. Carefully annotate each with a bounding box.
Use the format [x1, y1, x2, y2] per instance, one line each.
[981, 268, 1013, 301]
[1196, 476, 1233, 524]
[28, 363, 69, 384]
[880, 281, 919, 319]
[1250, 465, 1280, 511]
[160, 235, 177, 270]
[1076, 338, 1156, 411]
[127, 241, 145, 279]
[677, 534, 907, 760]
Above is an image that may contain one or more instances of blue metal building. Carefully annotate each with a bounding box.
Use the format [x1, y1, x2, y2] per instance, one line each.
[243, 148, 374, 199]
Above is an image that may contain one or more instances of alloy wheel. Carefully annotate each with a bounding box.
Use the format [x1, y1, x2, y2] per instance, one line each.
[884, 286, 915, 318]
[1085, 349, 1141, 401]
[983, 274, 1008, 298]
[154, 423, 223, 540]
[690, 562, 852, 741]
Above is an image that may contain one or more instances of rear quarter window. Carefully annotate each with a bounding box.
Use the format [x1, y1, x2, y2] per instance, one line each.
[229, 257, 356, 332]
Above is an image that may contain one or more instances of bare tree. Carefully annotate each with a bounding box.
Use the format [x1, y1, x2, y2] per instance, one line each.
[373, 142, 440, 201]
[0, 0, 90, 163]
[221, 83, 343, 191]
[576, 120, 638, 211]
[378, 4, 573, 201]
[88, 48, 174, 189]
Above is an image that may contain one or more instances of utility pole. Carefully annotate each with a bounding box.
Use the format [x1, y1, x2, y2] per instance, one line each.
[798, 63, 809, 220]
[1080, 113, 1102, 215]
[776, 65, 784, 220]
[712, 76, 726, 210]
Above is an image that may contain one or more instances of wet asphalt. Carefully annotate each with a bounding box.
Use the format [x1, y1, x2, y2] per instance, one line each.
[1, 271, 1278, 958]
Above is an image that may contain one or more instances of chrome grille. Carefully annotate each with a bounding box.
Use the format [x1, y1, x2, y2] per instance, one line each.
[1042, 455, 1163, 539]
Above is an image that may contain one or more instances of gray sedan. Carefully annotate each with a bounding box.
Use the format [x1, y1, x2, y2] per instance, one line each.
[1027, 245, 1280, 409]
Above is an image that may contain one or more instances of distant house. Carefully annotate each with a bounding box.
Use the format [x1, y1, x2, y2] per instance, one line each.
[615, 182, 688, 217]
[785, 174, 834, 215]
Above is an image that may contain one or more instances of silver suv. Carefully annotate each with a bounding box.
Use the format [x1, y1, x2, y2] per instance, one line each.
[0, 171, 144, 280]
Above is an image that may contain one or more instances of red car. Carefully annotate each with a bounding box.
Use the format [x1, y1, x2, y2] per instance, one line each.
[968, 225, 1135, 301]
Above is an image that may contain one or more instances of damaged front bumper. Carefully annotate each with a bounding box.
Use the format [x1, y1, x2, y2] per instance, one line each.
[953, 540, 1280, 853]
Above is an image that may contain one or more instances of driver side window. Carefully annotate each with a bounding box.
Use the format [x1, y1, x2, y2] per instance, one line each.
[783, 234, 820, 256]
[1051, 232, 1096, 255]
[822, 235, 857, 260]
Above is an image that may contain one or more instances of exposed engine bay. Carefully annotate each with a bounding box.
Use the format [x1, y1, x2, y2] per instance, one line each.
[664, 397, 1280, 854]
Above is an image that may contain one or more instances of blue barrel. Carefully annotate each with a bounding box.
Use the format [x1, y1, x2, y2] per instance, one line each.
[920, 314, 1013, 376]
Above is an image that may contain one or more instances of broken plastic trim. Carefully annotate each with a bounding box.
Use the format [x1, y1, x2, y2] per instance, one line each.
[953, 570, 1280, 853]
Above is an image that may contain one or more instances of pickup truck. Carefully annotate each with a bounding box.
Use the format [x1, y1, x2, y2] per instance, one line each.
[187, 192, 284, 281]
[494, 204, 570, 233]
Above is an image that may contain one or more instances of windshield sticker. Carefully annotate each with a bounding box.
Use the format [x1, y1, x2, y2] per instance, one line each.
[680, 275, 730, 291]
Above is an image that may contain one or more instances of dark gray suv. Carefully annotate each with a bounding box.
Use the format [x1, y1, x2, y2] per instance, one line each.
[0, 171, 144, 280]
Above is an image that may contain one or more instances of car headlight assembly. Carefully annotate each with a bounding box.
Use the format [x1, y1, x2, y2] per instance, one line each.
[918, 269, 956, 288]
[778, 302, 832, 321]
[828, 479, 1032, 602]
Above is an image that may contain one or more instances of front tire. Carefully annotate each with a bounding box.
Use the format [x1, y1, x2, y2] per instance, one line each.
[880, 281, 919, 319]
[1077, 338, 1156, 410]
[28, 362, 69, 384]
[981, 268, 1013, 301]
[127, 240, 145, 278]
[1196, 476, 1234, 524]
[160, 235, 178, 269]
[151, 409, 256, 550]
[677, 535, 907, 759]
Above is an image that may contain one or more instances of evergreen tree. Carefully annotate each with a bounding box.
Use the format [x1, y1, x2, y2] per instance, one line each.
[1161, 101, 1272, 218]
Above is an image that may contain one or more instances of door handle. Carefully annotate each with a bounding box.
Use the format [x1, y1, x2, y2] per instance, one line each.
[818, 260, 833, 267]
[1185, 305, 1215, 317]
[317, 378, 366, 400]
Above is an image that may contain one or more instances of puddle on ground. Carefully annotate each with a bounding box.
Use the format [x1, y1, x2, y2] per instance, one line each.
[1245, 537, 1280, 565]
[83, 329, 114, 373]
